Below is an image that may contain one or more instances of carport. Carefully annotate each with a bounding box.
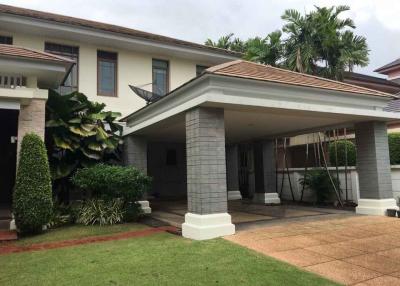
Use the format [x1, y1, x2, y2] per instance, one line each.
[123, 60, 400, 240]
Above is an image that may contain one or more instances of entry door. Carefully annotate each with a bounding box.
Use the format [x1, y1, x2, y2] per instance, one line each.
[0, 109, 18, 206]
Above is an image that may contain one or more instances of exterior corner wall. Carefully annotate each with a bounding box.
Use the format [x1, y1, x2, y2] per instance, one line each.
[186, 107, 227, 215]
[17, 98, 46, 156]
[123, 135, 147, 174]
[226, 144, 239, 192]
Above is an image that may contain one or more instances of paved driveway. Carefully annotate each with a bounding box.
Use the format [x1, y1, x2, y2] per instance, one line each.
[225, 215, 400, 285]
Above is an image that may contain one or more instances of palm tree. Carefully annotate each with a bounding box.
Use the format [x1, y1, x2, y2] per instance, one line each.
[205, 33, 246, 53]
[244, 31, 283, 66]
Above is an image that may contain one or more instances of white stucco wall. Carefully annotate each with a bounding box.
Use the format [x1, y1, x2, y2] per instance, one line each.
[279, 166, 400, 204]
[5, 30, 199, 117]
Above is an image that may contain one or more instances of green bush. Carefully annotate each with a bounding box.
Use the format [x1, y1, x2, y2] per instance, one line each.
[77, 199, 124, 225]
[328, 140, 356, 166]
[13, 133, 53, 234]
[389, 133, 400, 165]
[71, 164, 151, 202]
[299, 169, 341, 204]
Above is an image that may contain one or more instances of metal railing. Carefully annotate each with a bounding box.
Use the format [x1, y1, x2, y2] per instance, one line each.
[0, 74, 25, 89]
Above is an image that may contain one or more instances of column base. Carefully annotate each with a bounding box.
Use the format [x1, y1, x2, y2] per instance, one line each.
[356, 198, 398, 216]
[137, 200, 152, 214]
[182, 213, 235, 240]
[228, 190, 242, 200]
[253, 192, 281, 204]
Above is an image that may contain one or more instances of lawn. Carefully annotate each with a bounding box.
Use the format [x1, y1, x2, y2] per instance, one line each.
[0, 226, 340, 286]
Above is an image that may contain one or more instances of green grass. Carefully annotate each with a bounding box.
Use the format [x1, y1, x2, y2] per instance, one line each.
[0, 229, 340, 286]
[15, 223, 148, 246]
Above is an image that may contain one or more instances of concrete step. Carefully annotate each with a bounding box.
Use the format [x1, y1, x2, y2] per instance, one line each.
[0, 219, 10, 230]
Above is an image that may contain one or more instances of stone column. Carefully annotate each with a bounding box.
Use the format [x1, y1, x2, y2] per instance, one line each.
[226, 144, 242, 200]
[355, 121, 397, 215]
[123, 135, 151, 214]
[17, 98, 46, 157]
[252, 140, 281, 204]
[182, 107, 235, 240]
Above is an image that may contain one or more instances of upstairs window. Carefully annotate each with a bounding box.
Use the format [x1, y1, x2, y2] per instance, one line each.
[152, 59, 169, 96]
[97, 51, 117, 97]
[45, 42, 79, 94]
[196, 65, 208, 76]
[0, 35, 12, 45]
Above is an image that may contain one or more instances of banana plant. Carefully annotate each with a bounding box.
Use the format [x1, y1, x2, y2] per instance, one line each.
[45, 90, 122, 181]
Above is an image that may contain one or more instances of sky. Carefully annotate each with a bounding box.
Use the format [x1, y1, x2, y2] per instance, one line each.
[1, 0, 400, 77]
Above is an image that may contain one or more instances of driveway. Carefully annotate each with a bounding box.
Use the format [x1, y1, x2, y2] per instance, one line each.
[225, 215, 400, 285]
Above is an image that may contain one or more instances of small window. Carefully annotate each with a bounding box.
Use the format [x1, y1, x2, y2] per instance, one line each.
[45, 42, 79, 94]
[0, 35, 12, 45]
[97, 51, 117, 97]
[196, 65, 208, 76]
[166, 149, 177, 166]
[152, 59, 169, 96]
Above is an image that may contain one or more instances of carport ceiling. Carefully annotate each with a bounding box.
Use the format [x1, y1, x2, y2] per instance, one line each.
[133, 104, 373, 144]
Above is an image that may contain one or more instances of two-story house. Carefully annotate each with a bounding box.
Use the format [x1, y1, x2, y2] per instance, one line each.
[2, 4, 400, 240]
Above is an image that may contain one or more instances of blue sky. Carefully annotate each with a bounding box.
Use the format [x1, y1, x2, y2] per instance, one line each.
[2, 0, 400, 76]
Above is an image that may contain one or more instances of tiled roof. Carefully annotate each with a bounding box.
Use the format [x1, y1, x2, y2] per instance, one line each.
[0, 4, 241, 58]
[375, 58, 400, 73]
[0, 44, 74, 63]
[206, 60, 395, 98]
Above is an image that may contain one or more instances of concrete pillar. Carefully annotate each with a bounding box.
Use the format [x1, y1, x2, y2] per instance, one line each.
[182, 107, 234, 240]
[123, 135, 151, 214]
[253, 140, 281, 204]
[355, 121, 397, 215]
[226, 144, 242, 200]
[17, 98, 46, 157]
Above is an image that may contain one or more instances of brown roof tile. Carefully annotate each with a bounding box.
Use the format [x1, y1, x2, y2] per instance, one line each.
[0, 44, 74, 63]
[206, 60, 395, 98]
[0, 4, 241, 58]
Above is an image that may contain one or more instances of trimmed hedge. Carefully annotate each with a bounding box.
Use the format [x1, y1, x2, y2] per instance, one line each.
[13, 133, 53, 234]
[328, 140, 356, 166]
[389, 133, 400, 165]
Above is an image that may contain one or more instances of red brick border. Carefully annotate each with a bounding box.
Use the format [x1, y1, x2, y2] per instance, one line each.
[0, 226, 177, 255]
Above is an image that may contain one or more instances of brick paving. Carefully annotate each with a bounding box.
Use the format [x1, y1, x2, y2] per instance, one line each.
[225, 215, 400, 285]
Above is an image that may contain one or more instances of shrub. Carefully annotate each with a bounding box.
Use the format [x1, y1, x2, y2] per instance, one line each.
[71, 164, 151, 202]
[13, 133, 53, 234]
[328, 140, 356, 166]
[389, 133, 400, 165]
[77, 199, 124, 225]
[299, 169, 341, 204]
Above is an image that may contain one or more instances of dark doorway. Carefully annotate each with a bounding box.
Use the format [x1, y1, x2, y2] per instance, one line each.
[0, 109, 18, 207]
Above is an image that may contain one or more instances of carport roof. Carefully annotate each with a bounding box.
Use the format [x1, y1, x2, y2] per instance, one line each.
[206, 60, 394, 98]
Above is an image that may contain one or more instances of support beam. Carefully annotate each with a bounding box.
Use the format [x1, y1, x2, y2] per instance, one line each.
[355, 121, 397, 215]
[183, 107, 234, 240]
[123, 135, 151, 214]
[226, 144, 242, 200]
[253, 140, 281, 204]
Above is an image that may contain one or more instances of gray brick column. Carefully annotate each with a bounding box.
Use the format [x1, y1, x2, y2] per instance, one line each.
[183, 107, 234, 240]
[253, 140, 280, 204]
[355, 121, 397, 215]
[123, 135, 151, 213]
[226, 144, 242, 200]
[123, 135, 147, 174]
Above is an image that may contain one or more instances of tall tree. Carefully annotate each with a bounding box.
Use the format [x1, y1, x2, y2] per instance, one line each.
[244, 31, 283, 66]
[205, 33, 246, 53]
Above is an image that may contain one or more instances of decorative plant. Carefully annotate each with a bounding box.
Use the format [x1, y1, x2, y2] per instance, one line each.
[45, 90, 122, 182]
[329, 140, 356, 166]
[389, 133, 400, 165]
[71, 164, 152, 224]
[299, 169, 340, 204]
[77, 199, 124, 225]
[13, 133, 53, 234]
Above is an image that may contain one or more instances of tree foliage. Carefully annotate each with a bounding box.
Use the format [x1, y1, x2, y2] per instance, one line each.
[13, 133, 53, 234]
[328, 140, 357, 166]
[205, 5, 369, 80]
[45, 90, 122, 181]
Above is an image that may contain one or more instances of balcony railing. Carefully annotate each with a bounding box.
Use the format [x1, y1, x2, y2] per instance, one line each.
[0, 74, 25, 89]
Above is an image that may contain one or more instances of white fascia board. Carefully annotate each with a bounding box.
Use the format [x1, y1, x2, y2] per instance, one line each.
[123, 75, 400, 136]
[0, 99, 20, 110]
[0, 57, 68, 73]
[0, 15, 238, 62]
